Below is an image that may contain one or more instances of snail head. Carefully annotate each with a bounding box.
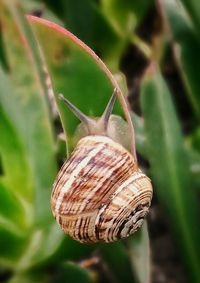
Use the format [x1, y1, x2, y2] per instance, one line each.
[59, 88, 119, 136]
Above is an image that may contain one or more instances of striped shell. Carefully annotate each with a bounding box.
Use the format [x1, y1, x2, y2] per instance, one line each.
[51, 135, 152, 243]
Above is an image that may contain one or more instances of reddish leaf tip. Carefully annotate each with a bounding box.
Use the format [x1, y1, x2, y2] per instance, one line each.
[144, 61, 157, 77]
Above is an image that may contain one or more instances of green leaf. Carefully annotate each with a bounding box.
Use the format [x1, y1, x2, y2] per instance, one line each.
[161, 0, 200, 119]
[0, 76, 32, 265]
[0, 228, 28, 269]
[100, 242, 135, 283]
[131, 112, 148, 158]
[101, 0, 151, 38]
[187, 148, 200, 190]
[127, 222, 151, 283]
[8, 270, 49, 283]
[141, 64, 200, 282]
[30, 224, 64, 265]
[0, 0, 63, 269]
[0, 182, 27, 234]
[100, 0, 152, 66]
[0, 65, 64, 269]
[0, 96, 32, 205]
[0, 1, 57, 225]
[180, 0, 200, 34]
[28, 16, 136, 155]
[52, 262, 95, 283]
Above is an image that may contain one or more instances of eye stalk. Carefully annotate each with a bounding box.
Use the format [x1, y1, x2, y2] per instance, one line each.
[59, 88, 118, 136]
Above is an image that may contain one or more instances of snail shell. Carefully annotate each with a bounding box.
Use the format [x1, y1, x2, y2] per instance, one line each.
[51, 89, 153, 243]
[52, 135, 152, 243]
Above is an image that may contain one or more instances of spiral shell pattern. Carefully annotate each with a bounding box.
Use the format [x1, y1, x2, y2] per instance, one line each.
[51, 136, 152, 243]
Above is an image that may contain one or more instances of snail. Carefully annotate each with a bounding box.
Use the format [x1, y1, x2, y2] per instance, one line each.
[51, 88, 153, 243]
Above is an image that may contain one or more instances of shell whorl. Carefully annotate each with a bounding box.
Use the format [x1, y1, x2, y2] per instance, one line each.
[51, 135, 152, 243]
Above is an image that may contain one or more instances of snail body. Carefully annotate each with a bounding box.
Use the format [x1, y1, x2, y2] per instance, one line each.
[51, 89, 153, 243]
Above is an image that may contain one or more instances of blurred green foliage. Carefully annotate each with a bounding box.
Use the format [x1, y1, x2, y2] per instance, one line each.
[0, 0, 200, 282]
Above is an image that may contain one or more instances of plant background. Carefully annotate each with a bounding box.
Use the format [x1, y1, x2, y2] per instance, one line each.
[0, 0, 200, 283]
